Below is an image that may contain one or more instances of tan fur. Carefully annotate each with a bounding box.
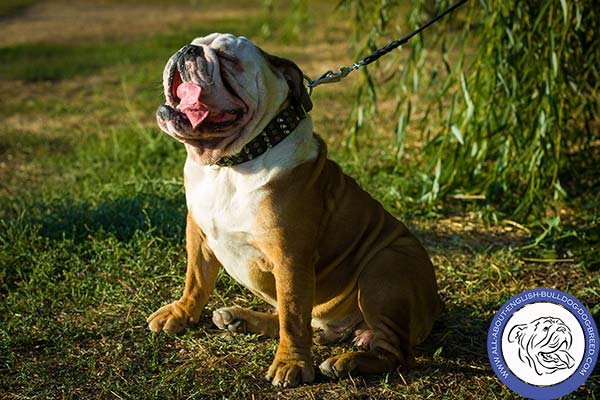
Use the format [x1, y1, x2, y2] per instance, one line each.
[253, 138, 442, 382]
[148, 138, 442, 386]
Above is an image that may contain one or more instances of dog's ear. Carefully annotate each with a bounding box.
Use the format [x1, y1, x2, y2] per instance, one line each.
[260, 50, 313, 113]
[508, 324, 527, 344]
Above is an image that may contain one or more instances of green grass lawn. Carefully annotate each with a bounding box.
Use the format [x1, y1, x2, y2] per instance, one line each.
[1, 1, 598, 399]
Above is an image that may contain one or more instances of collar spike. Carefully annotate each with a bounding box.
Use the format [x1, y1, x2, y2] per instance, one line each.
[214, 98, 307, 167]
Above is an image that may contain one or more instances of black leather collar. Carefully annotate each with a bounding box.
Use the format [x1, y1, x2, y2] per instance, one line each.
[215, 98, 307, 167]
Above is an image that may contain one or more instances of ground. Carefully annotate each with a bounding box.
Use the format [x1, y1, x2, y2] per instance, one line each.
[0, 1, 598, 399]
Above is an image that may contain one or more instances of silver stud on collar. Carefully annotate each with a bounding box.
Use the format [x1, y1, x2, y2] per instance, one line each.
[214, 98, 307, 167]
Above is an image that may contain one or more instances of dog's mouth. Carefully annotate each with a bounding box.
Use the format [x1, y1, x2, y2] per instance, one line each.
[158, 47, 247, 137]
[535, 335, 575, 371]
[169, 68, 244, 132]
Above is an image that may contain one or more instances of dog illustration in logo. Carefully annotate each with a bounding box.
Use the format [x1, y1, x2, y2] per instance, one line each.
[507, 317, 576, 375]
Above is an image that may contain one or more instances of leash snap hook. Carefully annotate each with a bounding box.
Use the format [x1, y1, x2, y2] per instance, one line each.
[306, 65, 359, 95]
[304, 0, 469, 95]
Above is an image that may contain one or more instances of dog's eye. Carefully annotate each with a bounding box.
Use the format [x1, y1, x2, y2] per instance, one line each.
[215, 49, 236, 63]
[215, 49, 242, 70]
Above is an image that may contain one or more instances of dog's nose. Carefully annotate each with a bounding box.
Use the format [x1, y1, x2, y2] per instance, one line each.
[181, 44, 204, 58]
[157, 104, 173, 120]
[177, 44, 208, 82]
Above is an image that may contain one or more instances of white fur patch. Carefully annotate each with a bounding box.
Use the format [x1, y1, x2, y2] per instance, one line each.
[184, 119, 318, 296]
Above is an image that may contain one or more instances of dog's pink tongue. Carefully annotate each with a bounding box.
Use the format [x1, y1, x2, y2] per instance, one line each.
[176, 82, 209, 129]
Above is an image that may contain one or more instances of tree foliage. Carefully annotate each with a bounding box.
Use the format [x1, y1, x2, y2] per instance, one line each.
[338, 0, 599, 221]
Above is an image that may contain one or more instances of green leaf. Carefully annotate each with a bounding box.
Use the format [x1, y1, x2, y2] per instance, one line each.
[412, 68, 419, 92]
[432, 159, 442, 199]
[559, 0, 568, 25]
[539, 109, 547, 137]
[460, 72, 474, 122]
[533, 1, 552, 32]
[396, 111, 407, 142]
[450, 124, 464, 145]
[395, 111, 407, 160]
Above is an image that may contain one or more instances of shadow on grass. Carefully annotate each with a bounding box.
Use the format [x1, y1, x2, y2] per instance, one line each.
[0, 191, 186, 293]
[34, 193, 187, 241]
[421, 306, 490, 368]
[0, 190, 186, 243]
[0, 40, 169, 81]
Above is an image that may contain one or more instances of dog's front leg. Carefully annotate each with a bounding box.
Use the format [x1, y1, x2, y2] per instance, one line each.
[147, 213, 220, 334]
[265, 251, 315, 387]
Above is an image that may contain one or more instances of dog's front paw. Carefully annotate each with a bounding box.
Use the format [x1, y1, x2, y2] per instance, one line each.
[147, 302, 193, 335]
[266, 352, 314, 387]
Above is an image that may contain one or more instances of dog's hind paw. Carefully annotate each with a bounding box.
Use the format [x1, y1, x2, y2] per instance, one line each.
[212, 307, 247, 333]
[319, 347, 408, 380]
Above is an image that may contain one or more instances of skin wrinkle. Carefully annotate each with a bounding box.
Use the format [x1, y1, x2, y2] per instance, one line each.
[159, 34, 289, 165]
[149, 33, 442, 387]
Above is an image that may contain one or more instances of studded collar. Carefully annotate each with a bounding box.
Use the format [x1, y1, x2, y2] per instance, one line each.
[215, 98, 308, 167]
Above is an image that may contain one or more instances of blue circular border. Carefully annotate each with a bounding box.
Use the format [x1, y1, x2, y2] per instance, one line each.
[487, 288, 598, 400]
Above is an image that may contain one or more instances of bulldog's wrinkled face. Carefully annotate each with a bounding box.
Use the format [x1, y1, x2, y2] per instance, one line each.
[508, 317, 575, 375]
[156, 33, 309, 165]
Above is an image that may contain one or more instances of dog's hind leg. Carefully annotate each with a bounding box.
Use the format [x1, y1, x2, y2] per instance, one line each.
[320, 237, 442, 379]
[213, 306, 279, 338]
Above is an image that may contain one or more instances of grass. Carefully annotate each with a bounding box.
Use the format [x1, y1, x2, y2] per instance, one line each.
[1, 1, 599, 399]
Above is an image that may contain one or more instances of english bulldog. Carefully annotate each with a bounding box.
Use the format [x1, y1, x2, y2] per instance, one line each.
[148, 33, 442, 387]
[508, 317, 575, 375]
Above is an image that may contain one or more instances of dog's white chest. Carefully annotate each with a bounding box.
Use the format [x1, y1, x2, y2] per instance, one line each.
[183, 122, 318, 296]
[183, 159, 271, 289]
